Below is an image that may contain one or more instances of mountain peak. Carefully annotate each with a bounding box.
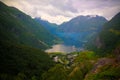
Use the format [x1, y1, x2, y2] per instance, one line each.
[59, 15, 107, 32]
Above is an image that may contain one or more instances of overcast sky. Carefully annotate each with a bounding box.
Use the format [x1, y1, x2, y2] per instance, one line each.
[0, 0, 120, 24]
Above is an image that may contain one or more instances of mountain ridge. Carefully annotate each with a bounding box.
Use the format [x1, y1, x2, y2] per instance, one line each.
[86, 12, 120, 55]
[0, 1, 58, 49]
[59, 15, 107, 32]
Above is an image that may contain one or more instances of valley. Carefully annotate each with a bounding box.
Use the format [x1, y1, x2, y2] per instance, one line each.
[35, 15, 107, 53]
[45, 44, 83, 53]
[0, 1, 120, 80]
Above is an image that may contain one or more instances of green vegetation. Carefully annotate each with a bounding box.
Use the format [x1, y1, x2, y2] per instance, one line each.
[0, 40, 54, 80]
[85, 60, 120, 80]
[41, 12, 120, 80]
[0, 2, 55, 80]
[68, 51, 97, 80]
[86, 12, 120, 55]
[99, 12, 120, 53]
[42, 64, 68, 80]
[0, 1, 120, 80]
[0, 1, 59, 49]
[42, 51, 98, 80]
[41, 51, 120, 80]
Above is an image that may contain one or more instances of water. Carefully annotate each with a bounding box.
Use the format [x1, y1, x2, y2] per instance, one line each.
[45, 44, 83, 53]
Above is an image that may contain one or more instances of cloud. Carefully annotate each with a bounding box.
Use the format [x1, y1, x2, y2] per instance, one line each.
[0, 0, 120, 24]
[49, 0, 78, 13]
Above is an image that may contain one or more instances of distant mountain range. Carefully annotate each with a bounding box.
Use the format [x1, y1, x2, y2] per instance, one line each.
[35, 15, 107, 47]
[58, 15, 107, 32]
[58, 15, 107, 47]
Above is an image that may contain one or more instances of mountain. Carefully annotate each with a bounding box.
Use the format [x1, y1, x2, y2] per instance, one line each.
[59, 15, 107, 32]
[33, 15, 107, 48]
[0, 1, 58, 49]
[0, 1, 120, 80]
[56, 15, 107, 47]
[98, 12, 120, 53]
[34, 17, 58, 35]
[34, 17, 62, 44]
[86, 12, 120, 54]
[41, 12, 120, 79]
[0, 2, 55, 80]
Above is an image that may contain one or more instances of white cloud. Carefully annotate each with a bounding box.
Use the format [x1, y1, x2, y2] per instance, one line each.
[0, 0, 120, 24]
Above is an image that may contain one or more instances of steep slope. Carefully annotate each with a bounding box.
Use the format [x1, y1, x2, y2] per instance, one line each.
[34, 17, 58, 35]
[0, 1, 57, 49]
[0, 2, 55, 80]
[84, 56, 120, 80]
[86, 12, 120, 54]
[99, 12, 120, 52]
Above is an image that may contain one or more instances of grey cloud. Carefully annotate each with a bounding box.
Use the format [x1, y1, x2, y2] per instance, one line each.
[49, 0, 78, 13]
[0, 0, 120, 24]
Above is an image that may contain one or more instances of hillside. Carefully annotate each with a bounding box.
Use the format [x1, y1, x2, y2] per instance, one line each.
[34, 17, 58, 35]
[0, 2, 55, 80]
[86, 12, 120, 54]
[0, 1, 120, 80]
[99, 12, 120, 52]
[0, 1, 58, 49]
[0, 40, 54, 80]
[42, 51, 120, 80]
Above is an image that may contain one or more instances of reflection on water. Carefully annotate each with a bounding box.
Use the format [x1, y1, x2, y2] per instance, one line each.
[45, 44, 83, 53]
